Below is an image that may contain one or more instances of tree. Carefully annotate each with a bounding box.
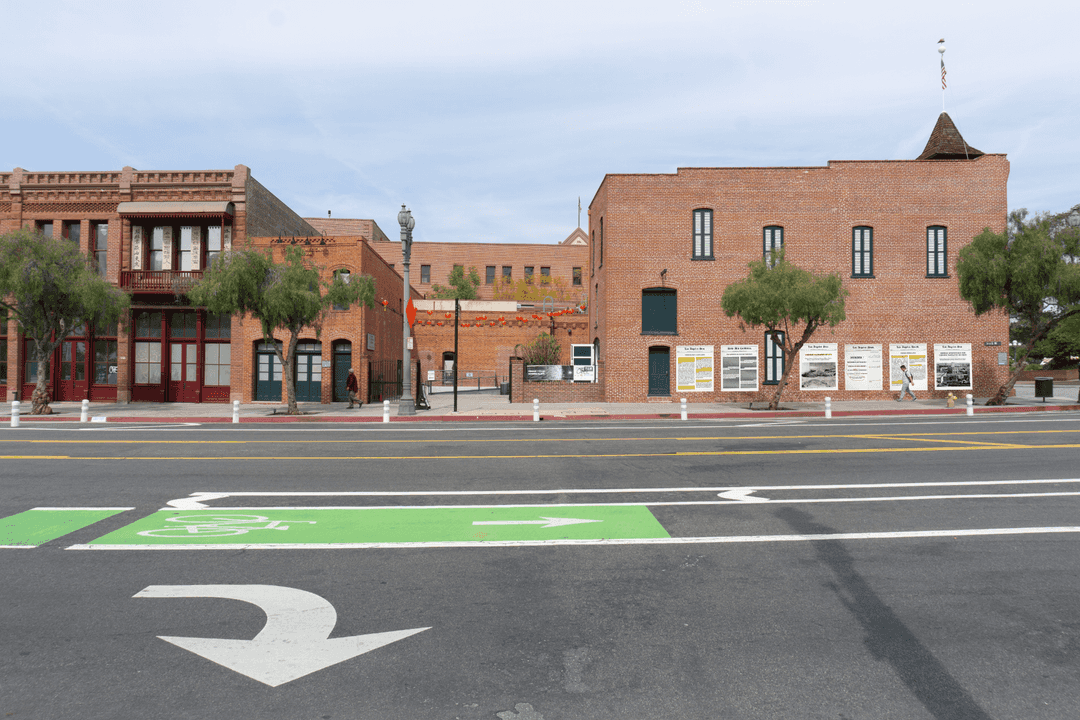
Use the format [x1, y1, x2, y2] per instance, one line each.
[492, 273, 585, 305]
[958, 209, 1080, 405]
[0, 228, 130, 414]
[721, 252, 848, 410]
[189, 244, 374, 414]
[514, 332, 561, 366]
[430, 266, 480, 300]
[1032, 314, 1080, 369]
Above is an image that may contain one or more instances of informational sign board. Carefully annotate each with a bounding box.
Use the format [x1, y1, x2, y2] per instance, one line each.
[934, 343, 972, 389]
[889, 343, 928, 392]
[799, 343, 838, 391]
[573, 365, 596, 382]
[525, 365, 573, 382]
[844, 344, 882, 391]
[367, 333, 375, 351]
[676, 346, 714, 392]
[720, 345, 758, 391]
[571, 344, 596, 383]
[427, 370, 436, 381]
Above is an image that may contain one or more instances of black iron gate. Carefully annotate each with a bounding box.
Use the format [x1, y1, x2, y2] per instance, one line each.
[368, 359, 402, 402]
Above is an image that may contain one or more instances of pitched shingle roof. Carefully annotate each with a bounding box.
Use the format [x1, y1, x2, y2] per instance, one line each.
[917, 112, 983, 160]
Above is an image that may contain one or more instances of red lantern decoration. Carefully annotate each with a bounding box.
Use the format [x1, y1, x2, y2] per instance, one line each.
[445, 312, 453, 319]
[532, 314, 540, 320]
[437, 321, 444, 326]
[427, 309, 433, 315]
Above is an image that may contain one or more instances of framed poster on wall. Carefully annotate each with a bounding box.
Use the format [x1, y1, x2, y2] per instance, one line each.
[720, 345, 758, 391]
[889, 343, 928, 392]
[844, 344, 882, 391]
[799, 343, 838, 391]
[676, 346, 714, 392]
[934, 343, 972, 389]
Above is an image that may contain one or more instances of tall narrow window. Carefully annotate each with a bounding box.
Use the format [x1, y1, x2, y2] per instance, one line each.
[133, 312, 162, 384]
[764, 331, 785, 384]
[573, 267, 582, 285]
[206, 225, 222, 267]
[764, 226, 784, 266]
[149, 227, 165, 271]
[927, 226, 947, 277]
[93, 223, 108, 276]
[599, 218, 604, 267]
[693, 209, 713, 259]
[332, 269, 350, 310]
[525, 266, 534, 278]
[63, 221, 81, 246]
[0, 310, 7, 387]
[502, 266, 512, 281]
[204, 313, 232, 387]
[486, 266, 496, 284]
[852, 226, 873, 277]
[179, 227, 194, 271]
[421, 265, 431, 284]
[93, 322, 118, 386]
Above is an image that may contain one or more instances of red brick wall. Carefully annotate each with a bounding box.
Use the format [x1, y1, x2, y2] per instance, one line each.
[590, 154, 1011, 402]
[509, 357, 605, 404]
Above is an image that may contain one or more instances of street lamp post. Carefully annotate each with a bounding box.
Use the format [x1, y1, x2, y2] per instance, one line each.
[398, 204, 416, 416]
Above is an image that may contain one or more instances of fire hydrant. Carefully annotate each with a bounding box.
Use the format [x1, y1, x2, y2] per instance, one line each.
[946, 392, 956, 408]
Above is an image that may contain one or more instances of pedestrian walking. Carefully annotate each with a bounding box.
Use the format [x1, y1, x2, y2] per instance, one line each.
[346, 368, 361, 408]
[897, 364, 917, 401]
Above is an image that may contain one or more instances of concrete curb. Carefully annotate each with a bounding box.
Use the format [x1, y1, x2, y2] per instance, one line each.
[4, 403, 1080, 423]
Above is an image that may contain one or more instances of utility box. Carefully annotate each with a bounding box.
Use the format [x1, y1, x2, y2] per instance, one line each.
[1034, 377, 1053, 401]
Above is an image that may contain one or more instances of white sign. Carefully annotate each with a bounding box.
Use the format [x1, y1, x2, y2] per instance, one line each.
[134, 585, 429, 687]
[844, 344, 882, 391]
[321, 361, 331, 368]
[573, 365, 595, 382]
[676, 345, 714, 392]
[889, 343, 928, 392]
[366, 333, 375, 351]
[934, 343, 972, 389]
[799, 343, 838, 391]
[720, 345, 758, 391]
[427, 370, 436, 381]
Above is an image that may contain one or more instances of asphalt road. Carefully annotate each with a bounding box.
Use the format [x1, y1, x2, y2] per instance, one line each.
[3, 414, 1080, 720]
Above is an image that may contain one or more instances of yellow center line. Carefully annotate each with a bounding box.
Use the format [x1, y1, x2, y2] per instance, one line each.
[4, 443, 1080, 461]
[857, 434, 1028, 448]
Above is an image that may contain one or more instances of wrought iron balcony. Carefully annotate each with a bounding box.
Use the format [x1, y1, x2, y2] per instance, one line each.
[120, 270, 203, 293]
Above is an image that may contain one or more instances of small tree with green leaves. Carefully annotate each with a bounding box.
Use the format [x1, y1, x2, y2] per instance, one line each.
[515, 332, 561, 366]
[958, 209, 1080, 404]
[430, 266, 481, 300]
[0, 228, 129, 414]
[721, 252, 847, 410]
[189, 244, 374, 414]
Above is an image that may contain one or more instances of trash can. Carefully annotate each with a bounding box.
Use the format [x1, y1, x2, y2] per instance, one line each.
[1034, 377, 1053, 401]
[500, 382, 510, 396]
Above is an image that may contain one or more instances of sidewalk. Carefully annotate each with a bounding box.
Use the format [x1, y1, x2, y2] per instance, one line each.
[4, 382, 1079, 424]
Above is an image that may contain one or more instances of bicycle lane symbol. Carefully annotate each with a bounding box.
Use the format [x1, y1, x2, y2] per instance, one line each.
[136, 515, 318, 539]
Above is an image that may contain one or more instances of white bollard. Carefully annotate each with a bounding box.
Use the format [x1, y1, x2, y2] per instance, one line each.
[383, 399, 390, 423]
[825, 396, 832, 419]
[232, 400, 240, 424]
[681, 397, 687, 421]
[80, 399, 89, 422]
[966, 393, 974, 416]
[533, 398, 540, 422]
[10, 400, 20, 428]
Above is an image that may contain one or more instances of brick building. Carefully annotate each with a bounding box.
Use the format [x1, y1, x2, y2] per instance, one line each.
[0, 166, 409, 405]
[586, 113, 1011, 403]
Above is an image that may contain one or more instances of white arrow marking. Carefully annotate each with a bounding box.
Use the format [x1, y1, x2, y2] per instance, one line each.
[166, 492, 230, 510]
[717, 489, 769, 503]
[472, 517, 602, 529]
[134, 584, 429, 687]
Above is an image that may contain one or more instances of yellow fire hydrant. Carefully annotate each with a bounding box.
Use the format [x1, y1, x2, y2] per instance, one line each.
[946, 393, 956, 408]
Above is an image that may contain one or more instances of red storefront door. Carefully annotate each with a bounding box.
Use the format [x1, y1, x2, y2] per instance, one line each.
[168, 342, 199, 402]
[57, 340, 88, 401]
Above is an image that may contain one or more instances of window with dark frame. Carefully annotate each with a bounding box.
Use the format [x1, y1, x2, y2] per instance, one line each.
[764, 331, 785, 384]
[332, 269, 350, 310]
[0, 310, 7, 386]
[641, 288, 677, 335]
[693, 209, 713, 259]
[93, 322, 118, 386]
[421, 265, 431, 284]
[179, 227, 194, 271]
[852, 226, 873, 277]
[149, 227, 165, 271]
[37, 221, 53, 238]
[764, 226, 784, 266]
[23, 338, 42, 384]
[206, 226, 222, 268]
[133, 311, 162, 384]
[540, 267, 550, 277]
[927, 226, 947, 277]
[525, 266, 534, 278]
[573, 267, 582, 285]
[502, 266, 512, 281]
[204, 313, 232, 386]
[93, 223, 108, 276]
[486, 266, 496, 284]
[63, 221, 80, 245]
[599, 218, 604, 267]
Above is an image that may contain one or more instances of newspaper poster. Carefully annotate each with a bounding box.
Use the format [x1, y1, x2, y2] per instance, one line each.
[720, 345, 759, 391]
[844, 344, 882, 391]
[934, 343, 972, 389]
[889, 343, 928, 392]
[676, 345, 714, 392]
[799, 343, 838, 391]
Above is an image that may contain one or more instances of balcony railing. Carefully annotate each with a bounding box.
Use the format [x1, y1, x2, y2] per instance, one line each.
[120, 270, 204, 293]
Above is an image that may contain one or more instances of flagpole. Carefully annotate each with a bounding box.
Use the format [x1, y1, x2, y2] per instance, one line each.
[938, 39, 947, 112]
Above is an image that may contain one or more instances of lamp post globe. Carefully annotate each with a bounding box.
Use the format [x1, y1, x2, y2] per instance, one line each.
[397, 205, 416, 415]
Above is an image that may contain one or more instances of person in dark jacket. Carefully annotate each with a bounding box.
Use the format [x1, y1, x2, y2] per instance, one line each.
[346, 368, 361, 408]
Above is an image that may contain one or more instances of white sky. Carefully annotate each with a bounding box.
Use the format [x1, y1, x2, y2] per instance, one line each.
[3, 0, 1077, 244]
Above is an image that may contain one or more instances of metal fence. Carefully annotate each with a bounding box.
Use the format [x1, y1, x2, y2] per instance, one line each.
[368, 360, 402, 402]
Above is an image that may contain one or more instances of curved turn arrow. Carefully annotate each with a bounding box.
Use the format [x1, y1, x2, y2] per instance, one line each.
[134, 584, 429, 687]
